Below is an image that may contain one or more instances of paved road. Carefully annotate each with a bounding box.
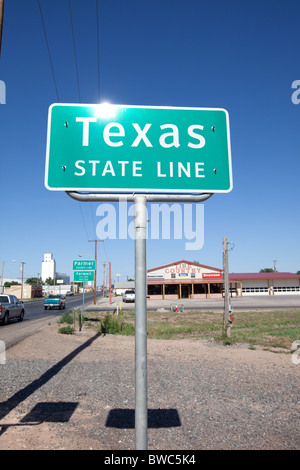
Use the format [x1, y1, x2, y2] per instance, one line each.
[0, 292, 101, 350]
[87, 294, 300, 312]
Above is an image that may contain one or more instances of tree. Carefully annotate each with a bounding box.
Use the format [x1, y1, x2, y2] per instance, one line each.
[26, 277, 43, 285]
[4, 281, 21, 287]
[44, 277, 64, 285]
[260, 268, 275, 273]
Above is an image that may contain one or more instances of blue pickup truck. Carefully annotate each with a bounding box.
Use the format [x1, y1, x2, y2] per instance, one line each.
[44, 294, 66, 310]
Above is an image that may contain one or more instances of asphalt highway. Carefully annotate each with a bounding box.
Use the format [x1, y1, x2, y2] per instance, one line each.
[0, 292, 101, 350]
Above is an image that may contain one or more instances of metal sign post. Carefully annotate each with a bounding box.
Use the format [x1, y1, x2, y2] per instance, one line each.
[82, 281, 85, 327]
[73, 260, 95, 330]
[223, 236, 231, 337]
[66, 191, 215, 451]
[134, 195, 148, 449]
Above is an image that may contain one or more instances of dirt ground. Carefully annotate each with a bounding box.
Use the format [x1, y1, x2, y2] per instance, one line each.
[0, 320, 299, 450]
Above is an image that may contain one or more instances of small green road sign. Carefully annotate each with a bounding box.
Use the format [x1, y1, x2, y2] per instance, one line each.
[45, 104, 232, 194]
[74, 270, 95, 282]
[73, 260, 95, 271]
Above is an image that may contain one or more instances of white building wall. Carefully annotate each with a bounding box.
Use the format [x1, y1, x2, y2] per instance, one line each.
[272, 278, 300, 294]
[241, 278, 300, 295]
[240, 279, 269, 296]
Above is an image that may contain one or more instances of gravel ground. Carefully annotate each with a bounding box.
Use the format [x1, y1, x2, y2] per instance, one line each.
[0, 321, 299, 450]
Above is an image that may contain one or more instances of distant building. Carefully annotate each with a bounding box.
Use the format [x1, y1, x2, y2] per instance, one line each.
[56, 272, 70, 284]
[5, 284, 42, 299]
[41, 253, 56, 282]
[146, 260, 300, 299]
[115, 281, 135, 296]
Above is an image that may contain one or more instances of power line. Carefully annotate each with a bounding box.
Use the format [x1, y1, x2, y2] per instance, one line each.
[79, 203, 94, 256]
[68, 0, 81, 103]
[0, 0, 4, 56]
[68, 3, 94, 254]
[79, 203, 90, 239]
[37, 0, 60, 102]
[90, 201, 97, 235]
[37, 1, 100, 261]
[96, 0, 100, 101]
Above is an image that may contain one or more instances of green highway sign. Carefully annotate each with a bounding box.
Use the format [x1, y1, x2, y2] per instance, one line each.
[45, 104, 232, 194]
[73, 259, 95, 271]
[73, 270, 95, 282]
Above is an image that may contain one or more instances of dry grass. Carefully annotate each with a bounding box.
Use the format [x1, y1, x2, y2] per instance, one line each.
[82, 308, 300, 350]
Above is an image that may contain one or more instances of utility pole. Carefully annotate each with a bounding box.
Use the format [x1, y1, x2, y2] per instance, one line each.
[109, 262, 111, 304]
[103, 262, 106, 295]
[20, 262, 26, 300]
[223, 237, 230, 338]
[1, 260, 4, 293]
[89, 239, 103, 305]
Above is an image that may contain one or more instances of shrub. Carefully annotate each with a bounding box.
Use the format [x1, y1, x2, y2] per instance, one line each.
[58, 325, 75, 335]
[58, 312, 74, 325]
[99, 313, 135, 336]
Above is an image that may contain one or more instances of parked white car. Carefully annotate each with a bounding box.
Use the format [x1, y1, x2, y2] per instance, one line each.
[122, 290, 135, 303]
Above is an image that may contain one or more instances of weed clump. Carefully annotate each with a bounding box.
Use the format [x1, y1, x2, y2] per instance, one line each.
[58, 312, 74, 325]
[57, 310, 83, 333]
[99, 313, 135, 336]
[58, 325, 75, 335]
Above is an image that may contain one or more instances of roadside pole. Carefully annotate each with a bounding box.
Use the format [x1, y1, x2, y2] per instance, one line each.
[73, 261, 95, 330]
[223, 237, 230, 337]
[109, 262, 111, 304]
[134, 195, 148, 450]
[67, 192, 214, 451]
[82, 280, 85, 329]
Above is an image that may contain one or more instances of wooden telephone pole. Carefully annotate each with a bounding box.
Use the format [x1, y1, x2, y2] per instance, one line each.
[89, 239, 103, 304]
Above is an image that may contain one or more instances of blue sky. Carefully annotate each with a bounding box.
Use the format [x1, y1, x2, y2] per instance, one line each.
[0, 0, 299, 283]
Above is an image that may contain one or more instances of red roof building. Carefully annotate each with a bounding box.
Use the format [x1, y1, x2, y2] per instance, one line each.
[146, 261, 300, 299]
